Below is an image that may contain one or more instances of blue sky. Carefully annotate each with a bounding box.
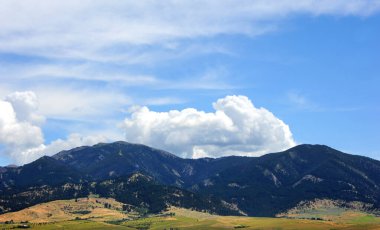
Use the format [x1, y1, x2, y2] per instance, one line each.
[0, 1, 379, 165]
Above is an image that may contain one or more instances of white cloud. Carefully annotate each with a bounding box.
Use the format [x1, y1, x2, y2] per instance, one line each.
[142, 97, 186, 106]
[0, 91, 116, 165]
[0, 1, 379, 62]
[123, 95, 296, 158]
[12, 63, 158, 86]
[32, 87, 130, 121]
[5, 91, 45, 125]
[1, 93, 296, 163]
[0, 93, 44, 163]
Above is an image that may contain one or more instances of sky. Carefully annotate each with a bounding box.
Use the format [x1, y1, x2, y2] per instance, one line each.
[0, 1, 379, 165]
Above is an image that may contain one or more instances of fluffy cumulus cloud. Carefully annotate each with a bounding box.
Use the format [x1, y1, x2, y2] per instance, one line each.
[123, 95, 296, 158]
[0, 91, 109, 165]
[0, 92, 44, 162]
[5, 91, 45, 125]
[1, 93, 295, 162]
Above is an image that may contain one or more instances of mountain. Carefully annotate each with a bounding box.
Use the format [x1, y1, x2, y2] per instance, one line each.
[0, 170, 240, 216]
[196, 144, 380, 216]
[0, 156, 82, 190]
[92, 172, 241, 215]
[0, 142, 379, 217]
[51, 141, 248, 186]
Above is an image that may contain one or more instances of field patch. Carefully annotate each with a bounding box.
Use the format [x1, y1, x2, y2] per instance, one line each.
[0, 197, 131, 223]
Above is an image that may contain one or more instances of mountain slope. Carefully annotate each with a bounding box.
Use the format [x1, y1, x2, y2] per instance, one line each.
[196, 144, 380, 216]
[52, 141, 248, 187]
[0, 197, 128, 223]
[92, 172, 241, 215]
[0, 170, 241, 216]
[0, 156, 82, 191]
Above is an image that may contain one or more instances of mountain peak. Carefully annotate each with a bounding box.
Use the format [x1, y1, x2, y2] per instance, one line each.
[288, 144, 335, 151]
[282, 144, 344, 158]
[53, 141, 179, 161]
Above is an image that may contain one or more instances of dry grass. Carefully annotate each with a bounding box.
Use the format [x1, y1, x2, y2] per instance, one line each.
[1, 200, 380, 229]
[0, 197, 129, 223]
[166, 206, 219, 219]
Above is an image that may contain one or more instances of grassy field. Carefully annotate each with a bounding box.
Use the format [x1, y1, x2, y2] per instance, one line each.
[0, 197, 131, 223]
[1, 215, 380, 229]
[119, 208, 380, 230]
[0, 198, 380, 230]
[276, 199, 380, 226]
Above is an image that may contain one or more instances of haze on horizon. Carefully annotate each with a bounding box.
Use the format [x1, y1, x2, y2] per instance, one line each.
[0, 1, 379, 165]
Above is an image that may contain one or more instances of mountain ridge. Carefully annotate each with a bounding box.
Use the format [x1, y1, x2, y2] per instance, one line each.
[0, 142, 379, 217]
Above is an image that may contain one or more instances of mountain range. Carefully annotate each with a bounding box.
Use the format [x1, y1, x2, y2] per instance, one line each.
[1, 142, 379, 217]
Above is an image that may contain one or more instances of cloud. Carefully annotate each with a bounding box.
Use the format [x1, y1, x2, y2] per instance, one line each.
[141, 97, 186, 106]
[5, 91, 45, 125]
[122, 95, 296, 158]
[0, 1, 379, 62]
[10, 63, 158, 86]
[0, 93, 44, 162]
[32, 87, 130, 121]
[0, 91, 114, 165]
